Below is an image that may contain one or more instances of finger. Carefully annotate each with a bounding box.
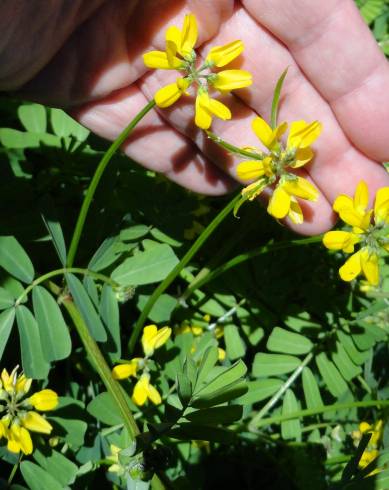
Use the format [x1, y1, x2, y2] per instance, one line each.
[242, 0, 389, 162]
[203, 7, 389, 203]
[74, 84, 235, 195]
[139, 69, 334, 235]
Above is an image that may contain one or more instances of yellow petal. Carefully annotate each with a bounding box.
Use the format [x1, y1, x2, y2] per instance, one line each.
[146, 382, 162, 405]
[339, 250, 362, 282]
[236, 160, 266, 181]
[22, 411, 53, 434]
[338, 207, 369, 229]
[195, 93, 212, 129]
[218, 348, 226, 362]
[252, 117, 287, 150]
[166, 25, 181, 65]
[132, 376, 149, 406]
[143, 51, 183, 70]
[142, 325, 158, 356]
[0, 420, 5, 438]
[290, 147, 314, 168]
[180, 13, 198, 57]
[374, 186, 389, 224]
[1, 368, 14, 392]
[333, 194, 354, 213]
[206, 40, 244, 67]
[212, 69, 252, 91]
[288, 196, 304, 224]
[154, 79, 187, 108]
[282, 177, 318, 201]
[323, 231, 359, 253]
[206, 97, 231, 121]
[360, 249, 380, 286]
[28, 389, 58, 411]
[112, 361, 139, 380]
[353, 180, 369, 215]
[287, 120, 322, 149]
[8, 424, 33, 455]
[267, 185, 291, 219]
[15, 374, 32, 396]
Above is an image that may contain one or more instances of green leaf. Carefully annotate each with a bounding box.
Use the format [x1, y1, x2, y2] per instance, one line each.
[191, 380, 248, 409]
[195, 346, 219, 389]
[337, 330, 371, 365]
[224, 324, 246, 360]
[185, 405, 243, 425]
[0, 236, 34, 283]
[177, 373, 192, 405]
[281, 389, 301, 441]
[20, 462, 63, 490]
[167, 424, 236, 444]
[49, 416, 87, 447]
[271, 68, 288, 128]
[302, 367, 323, 410]
[0, 308, 15, 361]
[195, 360, 247, 396]
[0, 287, 14, 310]
[331, 342, 361, 382]
[237, 378, 283, 405]
[34, 449, 78, 487]
[50, 108, 89, 141]
[351, 324, 379, 350]
[267, 326, 313, 355]
[16, 305, 49, 379]
[315, 352, 348, 398]
[87, 391, 133, 426]
[136, 294, 177, 323]
[112, 244, 179, 286]
[32, 286, 71, 361]
[88, 237, 121, 272]
[18, 104, 47, 133]
[360, 0, 385, 24]
[100, 285, 121, 360]
[120, 225, 150, 241]
[41, 215, 67, 266]
[0, 128, 60, 149]
[65, 273, 107, 342]
[252, 353, 301, 377]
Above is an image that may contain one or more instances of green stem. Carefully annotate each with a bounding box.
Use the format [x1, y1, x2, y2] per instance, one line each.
[62, 297, 139, 439]
[250, 399, 389, 430]
[182, 235, 323, 300]
[128, 193, 241, 353]
[15, 267, 118, 305]
[206, 130, 265, 159]
[249, 352, 313, 432]
[8, 454, 22, 485]
[67, 99, 156, 268]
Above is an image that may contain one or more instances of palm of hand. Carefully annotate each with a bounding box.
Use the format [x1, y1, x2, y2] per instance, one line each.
[17, 0, 389, 234]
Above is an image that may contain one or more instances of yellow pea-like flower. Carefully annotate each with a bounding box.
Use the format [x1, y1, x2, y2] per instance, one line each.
[141, 324, 172, 357]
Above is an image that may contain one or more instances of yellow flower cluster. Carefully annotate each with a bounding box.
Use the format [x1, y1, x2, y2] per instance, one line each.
[352, 420, 383, 474]
[143, 14, 252, 129]
[0, 367, 58, 455]
[112, 325, 171, 406]
[236, 117, 322, 223]
[323, 181, 389, 285]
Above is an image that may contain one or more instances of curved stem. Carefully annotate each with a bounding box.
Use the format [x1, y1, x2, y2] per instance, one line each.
[250, 399, 389, 430]
[15, 267, 118, 305]
[206, 130, 264, 159]
[67, 99, 156, 268]
[182, 235, 323, 301]
[128, 193, 241, 354]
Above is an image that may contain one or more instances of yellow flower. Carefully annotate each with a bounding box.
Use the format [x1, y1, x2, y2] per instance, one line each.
[218, 348, 226, 362]
[132, 373, 162, 406]
[112, 358, 141, 380]
[0, 367, 58, 455]
[143, 13, 252, 128]
[236, 116, 321, 223]
[352, 420, 383, 475]
[107, 444, 124, 475]
[323, 181, 389, 285]
[141, 324, 171, 357]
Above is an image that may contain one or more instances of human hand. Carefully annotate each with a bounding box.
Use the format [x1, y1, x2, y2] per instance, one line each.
[4, 0, 389, 234]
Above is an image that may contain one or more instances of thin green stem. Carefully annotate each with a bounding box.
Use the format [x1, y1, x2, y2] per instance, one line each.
[206, 130, 265, 159]
[8, 454, 22, 485]
[250, 399, 389, 430]
[182, 235, 323, 300]
[67, 99, 156, 268]
[128, 193, 241, 354]
[15, 267, 118, 305]
[62, 297, 139, 439]
[249, 352, 313, 432]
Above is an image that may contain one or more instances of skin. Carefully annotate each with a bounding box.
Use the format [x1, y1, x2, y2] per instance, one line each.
[2, 0, 389, 235]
